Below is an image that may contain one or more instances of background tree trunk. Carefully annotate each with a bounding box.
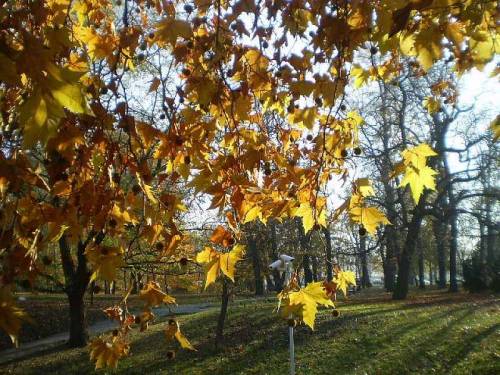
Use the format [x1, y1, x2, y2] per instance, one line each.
[216, 278, 229, 348]
[59, 235, 92, 347]
[360, 235, 371, 288]
[247, 231, 264, 296]
[297, 219, 313, 284]
[323, 227, 334, 282]
[433, 220, 447, 289]
[269, 220, 283, 291]
[418, 235, 425, 289]
[393, 201, 425, 300]
[448, 209, 459, 292]
[311, 255, 319, 282]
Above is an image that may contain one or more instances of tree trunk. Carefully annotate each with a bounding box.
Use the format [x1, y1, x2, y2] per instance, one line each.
[448, 209, 459, 292]
[311, 255, 319, 282]
[247, 231, 264, 296]
[131, 271, 138, 294]
[269, 220, 283, 291]
[360, 235, 371, 288]
[216, 278, 229, 348]
[479, 220, 486, 264]
[393, 201, 425, 300]
[297, 219, 313, 284]
[302, 255, 314, 285]
[89, 281, 95, 306]
[265, 274, 274, 292]
[433, 220, 447, 289]
[323, 227, 334, 282]
[67, 290, 88, 347]
[418, 237, 425, 289]
[59, 235, 93, 347]
[383, 228, 397, 292]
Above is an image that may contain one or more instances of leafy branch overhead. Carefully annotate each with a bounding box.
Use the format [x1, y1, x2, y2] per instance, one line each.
[0, 0, 497, 369]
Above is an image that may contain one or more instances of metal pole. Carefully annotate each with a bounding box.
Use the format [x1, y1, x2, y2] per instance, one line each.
[289, 325, 295, 375]
[285, 262, 295, 375]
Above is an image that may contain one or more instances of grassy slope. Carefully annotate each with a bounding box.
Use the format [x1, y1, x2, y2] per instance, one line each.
[1, 289, 499, 375]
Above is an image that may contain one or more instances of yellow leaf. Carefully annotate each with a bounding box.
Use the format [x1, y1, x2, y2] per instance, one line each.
[490, 115, 500, 141]
[136, 172, 158, 204]
[280, 282, 334, 329]
[294, 203, 315, 233]
[89, 335, 130, 370]
[349, 205, 390, 235]
[356, 178, 375, 197]
[165, 319, 196, 351]
[19, 91, 52, 147]
[351, 65, 370, 88]
[74, 26, 117, 60]
[85, 245, 124, 282]
[401, 143, 437, 169]
[219, 244, 245, 282]
[290, 80, 315, 96]
[423, 96, 440, 114]
[195, 245, 245, 288]
[243, 205, 262, 224]
[397, 143, 438, 203]
[334, 270, 356, 297]
[155, 18, 193, 44]
[470, 31, 498, 66]
[139, 281, 176, 307]
[288, 107, 317, 129]
[400, 165, 437, 203]
[0, 286, 32, 347]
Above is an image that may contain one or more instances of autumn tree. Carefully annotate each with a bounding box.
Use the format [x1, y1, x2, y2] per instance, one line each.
[0, 0, 498, 369]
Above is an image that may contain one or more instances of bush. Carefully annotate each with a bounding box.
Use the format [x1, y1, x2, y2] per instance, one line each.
[462, 252, 500, 292]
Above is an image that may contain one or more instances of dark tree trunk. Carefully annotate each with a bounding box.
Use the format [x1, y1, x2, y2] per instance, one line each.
[486, 199, 497, 264]
[383, 230, 397, 292]
[247, 231, 264, 296]
[131, 271, 139, 294]
[269, 220, 283, 291]
[448, 210, 459, 292]
[68, 290, 88, 347]
[433, 220, 447, 289]
[311, 255, 319, 282]
[297, 219, 313, 284]
[479, 220, 486, 264]
[360, 235, 371, 288]
[216, 279, 229, 348]
[323, 227, 334, 282]
[393, 201, 425, 300]
[89, 281, 95, 306]
[418, 236, 425, 289]
[302, 255, 314, 285]
[59, 235, 94, 347]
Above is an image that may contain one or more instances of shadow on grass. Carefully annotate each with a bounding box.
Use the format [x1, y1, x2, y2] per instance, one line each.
[10, 297, 500, 375]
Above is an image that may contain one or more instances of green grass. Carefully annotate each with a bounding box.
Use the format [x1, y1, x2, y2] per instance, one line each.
[2, 289, 499, 375]
[0, 292, 237, 350]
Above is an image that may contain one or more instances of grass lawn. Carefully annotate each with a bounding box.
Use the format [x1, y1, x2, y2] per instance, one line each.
[0, 292, 231, 350]
[1, 288, 499, 374]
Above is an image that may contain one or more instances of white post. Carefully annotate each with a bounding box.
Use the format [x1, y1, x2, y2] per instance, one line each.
[285, 262, 295, 375]
[289, 324, 295, 375]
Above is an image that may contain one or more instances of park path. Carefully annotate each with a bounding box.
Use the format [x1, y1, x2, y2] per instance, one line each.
[0, 302, 215, 365]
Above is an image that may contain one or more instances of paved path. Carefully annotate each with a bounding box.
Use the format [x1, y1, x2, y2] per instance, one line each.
[0, 302, 214, 365]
